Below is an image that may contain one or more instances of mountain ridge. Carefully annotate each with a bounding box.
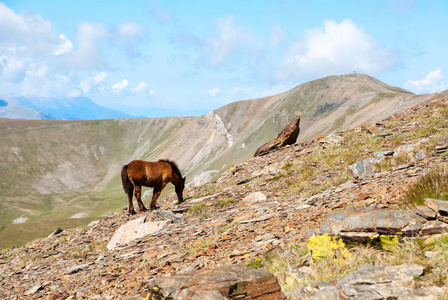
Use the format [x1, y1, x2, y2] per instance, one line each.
[0, 95, 138, 120]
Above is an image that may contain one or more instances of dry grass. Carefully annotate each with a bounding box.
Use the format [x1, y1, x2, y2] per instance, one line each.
[185, 238, 214, 256]
[253, 235, 448, 292]
[399, 165, 448, 208]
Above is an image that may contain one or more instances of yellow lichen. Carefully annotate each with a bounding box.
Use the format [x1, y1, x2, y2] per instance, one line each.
[379, 235, 400, 251]
[307, 234, 351, 260]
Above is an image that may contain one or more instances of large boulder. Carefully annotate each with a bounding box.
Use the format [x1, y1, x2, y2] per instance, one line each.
[107, 216, 171, 250]
[254, 116, 300, 157]
[148, 265, 285, 299]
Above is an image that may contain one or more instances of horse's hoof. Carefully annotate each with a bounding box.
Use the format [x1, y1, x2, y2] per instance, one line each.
[175, 201, 184, 205]
[140, 207, 147, 212]
[149, 206, 158, 210]
[129, 210, 136, 215]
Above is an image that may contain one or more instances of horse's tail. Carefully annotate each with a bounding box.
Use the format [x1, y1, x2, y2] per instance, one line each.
[121, 164, 133, 196]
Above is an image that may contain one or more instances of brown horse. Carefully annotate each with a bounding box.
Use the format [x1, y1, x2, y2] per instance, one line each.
[121, 159, 186, 215]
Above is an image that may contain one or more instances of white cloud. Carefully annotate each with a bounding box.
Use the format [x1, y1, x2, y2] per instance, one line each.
[0, 2, 59, 55]
[93, 72, 107, 84]
[405, 69, 448, 94]
[0, 54, 26, 82]
[78, 71, 108, 93]
[53, 34, 73, 55]
[68, 23, 108, 69]
[131, 82, 155, 96]
[207, 88, 221, 97]
[0, 3, 151, 100]
[278, 19, 398, 81]
[204, 15, 258, 66]
[112, 79, 129, 93]
[0, 2, 62, 84]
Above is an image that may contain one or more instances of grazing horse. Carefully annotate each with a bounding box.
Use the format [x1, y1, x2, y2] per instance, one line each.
[121, 159, 186, 215]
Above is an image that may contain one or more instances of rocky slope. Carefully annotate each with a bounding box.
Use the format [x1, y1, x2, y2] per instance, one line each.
[1, 93, 448, 299]
[0, 74, 438, 248]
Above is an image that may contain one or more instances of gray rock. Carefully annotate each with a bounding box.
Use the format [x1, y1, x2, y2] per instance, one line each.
[156, 210, 185, 223]
[25, 284, 43, 295]
[317, 207, 427, 237]
[420, 220, 448, 235]
[347, 157, 382, 178]
[66, 262, 94, 275]
[319, 131, 344, 147]
[394, 138, 429, 161]
[425, 198, 448, 214]
[107, 216, 172, 250]
[414, 206, 437, 220]
[242, 192, 267, 203]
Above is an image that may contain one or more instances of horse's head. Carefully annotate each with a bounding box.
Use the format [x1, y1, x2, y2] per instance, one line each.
[175, 176, 186, 203]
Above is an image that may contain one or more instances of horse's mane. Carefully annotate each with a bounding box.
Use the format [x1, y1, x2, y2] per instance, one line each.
[159, 159, 183, 180]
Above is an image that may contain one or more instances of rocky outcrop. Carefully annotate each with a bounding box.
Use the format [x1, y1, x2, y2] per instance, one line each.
[147, 265, 285, 299]
[254, 116, 300, 157]
[287, 264, 445, 299]
[316, 202, 448, 242]
[347, 138, 430, 178]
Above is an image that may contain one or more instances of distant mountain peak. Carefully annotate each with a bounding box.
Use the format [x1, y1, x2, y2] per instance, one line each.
[0, 95, 138, 120]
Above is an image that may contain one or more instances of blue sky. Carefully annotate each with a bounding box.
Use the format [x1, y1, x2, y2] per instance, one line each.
[1, 0, 447, 117]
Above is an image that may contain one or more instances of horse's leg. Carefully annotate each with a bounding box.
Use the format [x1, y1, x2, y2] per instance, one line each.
[134, 185, 147, 212]
[127, 185, 136, 215]
[149, 182, 167, 210]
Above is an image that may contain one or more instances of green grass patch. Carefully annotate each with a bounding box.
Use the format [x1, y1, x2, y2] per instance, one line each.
[187, 203, 209, 215]
[214, 197, 236, 207]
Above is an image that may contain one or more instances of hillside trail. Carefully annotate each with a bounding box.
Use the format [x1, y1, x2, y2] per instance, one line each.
[1, 97, 448, 299]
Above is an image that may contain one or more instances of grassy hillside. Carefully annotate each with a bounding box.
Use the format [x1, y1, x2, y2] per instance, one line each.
[0, 74, 436, 249]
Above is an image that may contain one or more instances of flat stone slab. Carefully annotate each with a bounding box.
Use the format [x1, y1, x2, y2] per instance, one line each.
[107, 216, 171, 250]
[414, 205, 437, 220]
[317, 207, 427, 236]
[148, 265, 285, 299]
[425, 198, 448, 214]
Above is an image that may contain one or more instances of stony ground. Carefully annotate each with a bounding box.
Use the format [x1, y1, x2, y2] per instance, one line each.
[1, 97, 448, 299]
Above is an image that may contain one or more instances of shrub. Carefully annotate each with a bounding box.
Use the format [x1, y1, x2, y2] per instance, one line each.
[214, 197, 236, 207]
[283, 162, 294, 170]
[399, 165, 448, 208]
[187, 203, 208, 215]
[247, 257, 264, 269]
